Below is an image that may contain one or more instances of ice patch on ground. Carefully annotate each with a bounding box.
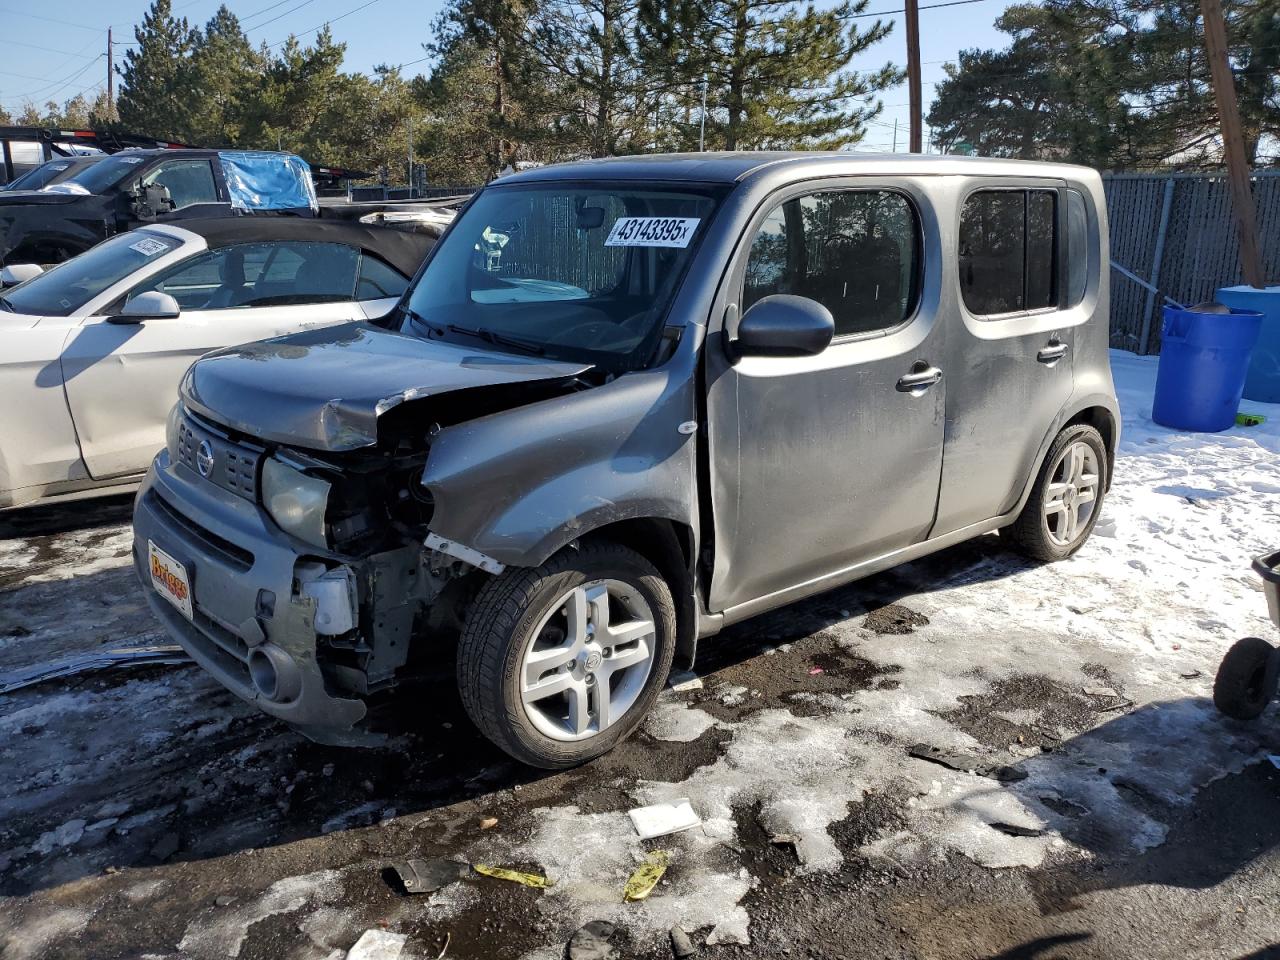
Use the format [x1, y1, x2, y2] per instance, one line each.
[472, 804, 752, 950]
[643, 700, 722, 742]
[0, 906, 93, 960]
[178, 869, 344, 958]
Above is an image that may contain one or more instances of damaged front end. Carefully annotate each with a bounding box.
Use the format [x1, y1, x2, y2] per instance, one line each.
[132, 322, 598, 743]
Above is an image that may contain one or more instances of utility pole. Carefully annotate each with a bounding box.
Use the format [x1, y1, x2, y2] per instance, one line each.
[892, 118, 898, 152]
[699, 75, 708, 152]
[407, 117, 414, 195]
[106, 28, 114, 117]
[904, 0, 922, 153]
[1199, 0, 1265, 287]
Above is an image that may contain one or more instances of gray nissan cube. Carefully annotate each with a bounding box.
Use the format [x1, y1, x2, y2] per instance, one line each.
[133, 153, 1119, 768]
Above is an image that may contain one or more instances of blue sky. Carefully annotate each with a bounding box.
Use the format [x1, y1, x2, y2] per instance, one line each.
[0, 0, 1010, 150]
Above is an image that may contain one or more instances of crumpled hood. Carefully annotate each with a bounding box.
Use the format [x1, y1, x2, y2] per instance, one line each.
[182, 321, 593, 452]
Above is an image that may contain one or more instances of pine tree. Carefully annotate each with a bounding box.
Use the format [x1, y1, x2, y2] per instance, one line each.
[188, 5, 265, 146]
[528, 0, 647, 157]
[637, 0, 901, 150]
[117, 0, 200, 140]
[429, 0, 546, 176]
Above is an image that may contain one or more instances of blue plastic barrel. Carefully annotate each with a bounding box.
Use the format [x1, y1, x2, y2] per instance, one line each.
[1152, 304, 1263, 432]
[1215, 285, 1280, 403]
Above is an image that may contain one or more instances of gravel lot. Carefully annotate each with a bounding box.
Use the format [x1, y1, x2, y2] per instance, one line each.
[1, 352, 1278, 960]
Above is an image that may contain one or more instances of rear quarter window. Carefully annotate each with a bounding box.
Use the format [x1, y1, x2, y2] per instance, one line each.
[959, 189, 1059, 317]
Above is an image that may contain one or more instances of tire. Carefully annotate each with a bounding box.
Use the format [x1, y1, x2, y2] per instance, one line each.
[1001, 424, 1108, 562]
[457, 540, 677, 769]
[1213, 636, 1277, 722]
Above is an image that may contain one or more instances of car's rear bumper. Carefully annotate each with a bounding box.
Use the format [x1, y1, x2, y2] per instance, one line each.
[132, 450, 368, 740]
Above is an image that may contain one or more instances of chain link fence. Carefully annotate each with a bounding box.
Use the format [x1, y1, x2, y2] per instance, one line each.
[1104, 171, 1280, 354]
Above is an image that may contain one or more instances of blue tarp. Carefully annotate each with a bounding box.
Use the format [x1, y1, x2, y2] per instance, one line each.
[219, 151, 318, 212]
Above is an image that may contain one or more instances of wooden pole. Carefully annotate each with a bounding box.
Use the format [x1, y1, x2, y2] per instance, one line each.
[107, 28, 114, 117]
[1199, 0, 1265, 288]
[904, 0, 922, 152]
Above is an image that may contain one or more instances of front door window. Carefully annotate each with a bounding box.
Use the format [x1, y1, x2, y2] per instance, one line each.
[140, 159, 219, 210]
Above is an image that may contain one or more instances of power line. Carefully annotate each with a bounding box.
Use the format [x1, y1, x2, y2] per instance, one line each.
[267, 0, 385, 48]
[2, 37, 103, 59]
[243, 0, 320, 33]
[0, 6, 104, 32]
[1, 55, 105, 105]
[844, 0, 993, 19]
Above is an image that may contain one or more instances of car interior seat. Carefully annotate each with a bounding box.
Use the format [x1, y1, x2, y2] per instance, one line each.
[205, 248, 248, 308]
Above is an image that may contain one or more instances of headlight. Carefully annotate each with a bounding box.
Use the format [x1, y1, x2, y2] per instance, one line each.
[261, 457, 331, 548]
[165, 403, 182, 458]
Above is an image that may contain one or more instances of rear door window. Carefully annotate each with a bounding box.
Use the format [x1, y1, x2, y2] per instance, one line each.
[959, 189, 1060, 316]
[744, 189, 921, 337]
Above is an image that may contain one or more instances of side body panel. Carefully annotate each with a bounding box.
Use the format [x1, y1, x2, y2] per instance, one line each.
[0, 317, 84, 505]
[62, 301, 365, 481]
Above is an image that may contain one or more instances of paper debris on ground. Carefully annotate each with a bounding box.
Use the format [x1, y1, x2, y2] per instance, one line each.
[623, 850, 670, 902]
[628, 800, 701, 839]
[668, 671, 703, 693]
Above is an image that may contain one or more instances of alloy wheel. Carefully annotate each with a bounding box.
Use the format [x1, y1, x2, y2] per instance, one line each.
[519, 579, 656, 742]
[1043, 440, 1100, 547]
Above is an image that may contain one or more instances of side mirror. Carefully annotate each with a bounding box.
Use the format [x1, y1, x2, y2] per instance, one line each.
[108, 291, 181, 325]
[735, 294, 835, 358]
[1, 263, 43, 287]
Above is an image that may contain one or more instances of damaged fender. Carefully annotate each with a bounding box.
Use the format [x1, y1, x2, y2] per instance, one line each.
[422, 365, 699, 569]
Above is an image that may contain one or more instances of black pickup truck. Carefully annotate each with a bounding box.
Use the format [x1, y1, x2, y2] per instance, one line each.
[0, 142, 327, 266]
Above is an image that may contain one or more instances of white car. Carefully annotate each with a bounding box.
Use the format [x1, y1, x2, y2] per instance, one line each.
[0, 218, 435, 509]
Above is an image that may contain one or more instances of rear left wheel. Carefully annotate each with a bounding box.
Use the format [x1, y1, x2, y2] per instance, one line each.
[1002, 424, 1108, 561]
[457, 541, 676, 768]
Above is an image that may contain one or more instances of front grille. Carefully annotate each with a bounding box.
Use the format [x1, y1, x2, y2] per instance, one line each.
[177, 414, 264, 502]
[146, 489, 255, 572]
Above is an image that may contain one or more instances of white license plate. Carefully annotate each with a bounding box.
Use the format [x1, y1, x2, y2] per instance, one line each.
[148, 540, 193, 621]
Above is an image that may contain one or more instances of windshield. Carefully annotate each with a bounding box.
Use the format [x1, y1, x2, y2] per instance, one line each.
[63, 153, 150, 194]
[402, 181, 725, 370]
[3, 160, 77, 191]
[0, 230, 183, 317]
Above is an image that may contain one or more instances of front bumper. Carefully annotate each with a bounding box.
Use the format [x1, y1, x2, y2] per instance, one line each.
[132, 449, 368, 740]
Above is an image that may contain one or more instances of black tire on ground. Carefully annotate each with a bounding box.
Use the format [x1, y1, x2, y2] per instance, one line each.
[1213, 635, 1277, 722]
[456, 540, 677, 769]
[1001, 424, 1109, 562]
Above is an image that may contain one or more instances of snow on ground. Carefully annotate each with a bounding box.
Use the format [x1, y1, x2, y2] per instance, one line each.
[1, 351, 1278, 959]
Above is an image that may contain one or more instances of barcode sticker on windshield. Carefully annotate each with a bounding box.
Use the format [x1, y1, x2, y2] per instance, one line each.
[130, 237, 169, 257]
[605, 217, 700, 248]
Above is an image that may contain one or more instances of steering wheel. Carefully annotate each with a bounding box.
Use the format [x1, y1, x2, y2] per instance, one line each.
[550, 311, 651, 349]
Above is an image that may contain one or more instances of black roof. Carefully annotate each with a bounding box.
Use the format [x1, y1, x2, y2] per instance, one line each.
[169, 218, 435, 278]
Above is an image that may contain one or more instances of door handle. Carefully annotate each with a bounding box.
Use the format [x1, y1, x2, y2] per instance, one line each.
[1037, 341, 1068, 364]
[896, 365, 942, 392]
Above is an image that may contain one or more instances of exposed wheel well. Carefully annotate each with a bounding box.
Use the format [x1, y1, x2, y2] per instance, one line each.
[580, 518, 697, 668]
[1064, 407, 1116, 486]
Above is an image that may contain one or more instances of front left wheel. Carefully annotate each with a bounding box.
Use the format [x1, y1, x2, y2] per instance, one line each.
[457, 541, 677, 768]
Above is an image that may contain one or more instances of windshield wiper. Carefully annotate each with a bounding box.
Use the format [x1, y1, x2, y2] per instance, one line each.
[445, 323, 546, 357]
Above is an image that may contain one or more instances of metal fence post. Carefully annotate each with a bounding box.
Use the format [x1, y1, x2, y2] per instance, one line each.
[1138, 177, 1176, 355]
